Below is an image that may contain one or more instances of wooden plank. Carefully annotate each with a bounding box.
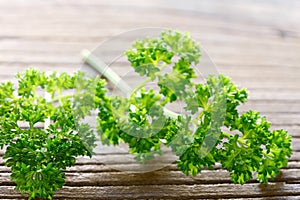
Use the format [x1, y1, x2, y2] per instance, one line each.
[0, 37, 300, 67]
[1, 58, 300, 79]
[0, 197, 300, 200]
[2, 65, 300, 86]
[50, 183, 300, 199]
[0, 160, 300, 174]
[1, 183, 300, 199]
[0, 169, 298, 186]
[0, 0, 299, 34]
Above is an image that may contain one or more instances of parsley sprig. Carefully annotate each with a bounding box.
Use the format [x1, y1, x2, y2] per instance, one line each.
[91, 30, 292, 184]
[0, 70, 99, 199]
[0, 29, 293, 199]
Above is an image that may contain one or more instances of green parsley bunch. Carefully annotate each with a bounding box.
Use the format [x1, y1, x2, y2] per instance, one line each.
[95, 30, 292, 184]
[0, 29, 292, 199]
[0, 70, 98, 199]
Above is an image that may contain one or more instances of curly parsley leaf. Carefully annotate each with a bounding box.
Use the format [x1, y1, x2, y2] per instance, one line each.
[99, 29, 292, 185]
[1, 69, 100, 199]
[161, 29, 201, 64]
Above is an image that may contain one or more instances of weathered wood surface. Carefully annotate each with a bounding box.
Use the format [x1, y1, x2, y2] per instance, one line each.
[0, 0, 300, 199]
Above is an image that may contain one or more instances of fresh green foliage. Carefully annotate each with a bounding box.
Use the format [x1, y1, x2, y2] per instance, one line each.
[0, 29, 293, 199]
[97, 29, 292, 184]
[0, 69, 98, 199]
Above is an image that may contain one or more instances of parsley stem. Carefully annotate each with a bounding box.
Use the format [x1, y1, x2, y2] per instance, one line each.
[81, 49, 179, 119]
[81, 49, 131, 94]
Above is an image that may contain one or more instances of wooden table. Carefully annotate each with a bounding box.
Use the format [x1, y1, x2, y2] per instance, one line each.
[0, 0, 300, 199]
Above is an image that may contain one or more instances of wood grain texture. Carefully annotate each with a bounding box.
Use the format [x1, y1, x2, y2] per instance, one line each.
[0, 0, 300, 199]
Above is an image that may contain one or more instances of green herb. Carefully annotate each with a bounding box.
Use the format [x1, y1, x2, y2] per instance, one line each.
[0, 29, 293, 199]
[89, 30, 292, 184]
[0, 69, 99, 199]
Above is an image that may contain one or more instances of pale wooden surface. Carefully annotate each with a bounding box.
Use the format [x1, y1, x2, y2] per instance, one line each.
[0, 0, 300, 199]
